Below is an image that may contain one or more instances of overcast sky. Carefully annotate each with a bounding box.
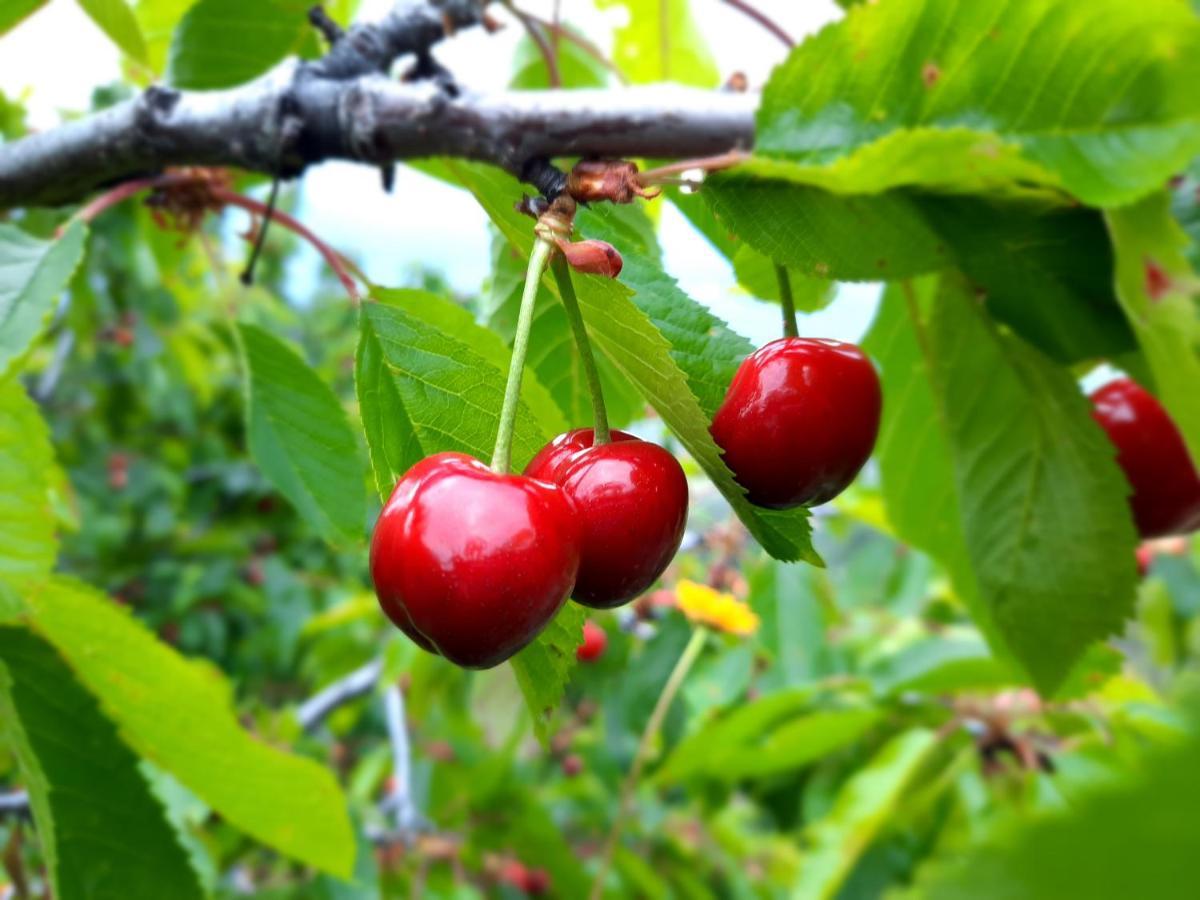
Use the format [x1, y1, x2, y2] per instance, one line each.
[0, 0, 880, 346]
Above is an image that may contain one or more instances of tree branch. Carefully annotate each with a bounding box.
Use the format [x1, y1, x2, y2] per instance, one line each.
[0, 0, 754, 211]
[296, 657, 383, 731]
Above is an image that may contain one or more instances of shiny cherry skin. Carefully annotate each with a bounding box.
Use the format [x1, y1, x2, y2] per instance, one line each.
[576, 619, 607, 662]
[1089, 378, 1200, 539]
[710, 337, 882, 509]
[525, 429, 688, 609]
[370, 452, 580, 669]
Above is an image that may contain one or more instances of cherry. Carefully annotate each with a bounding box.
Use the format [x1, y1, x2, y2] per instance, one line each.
[710, 337, 881, 509]
[370, 452, 580, 669]
[525, 429, 688, 608]
[576, 619, 607, 662]
[1089, 377, 1200, 539]
[1136, 544, 1154, 578]
[561, 753, 583, 777]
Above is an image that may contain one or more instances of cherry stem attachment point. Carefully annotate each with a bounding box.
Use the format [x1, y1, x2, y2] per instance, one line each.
[776, 264, 798, 338]
[491, 236, 554, 473]
[550, 255, 610, 445]
[588, 626, 708, 900]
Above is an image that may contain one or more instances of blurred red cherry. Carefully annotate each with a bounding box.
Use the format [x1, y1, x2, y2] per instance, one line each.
[576, 620, 607, 663]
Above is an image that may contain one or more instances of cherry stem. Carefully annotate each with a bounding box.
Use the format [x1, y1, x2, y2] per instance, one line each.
[491, 236, 555, 473]
[58, 173, 362, 303]
[776, 264, 798, 338]
[588, 626, 707, 900]
[550, 256, 610, 445]
[637, 150, 751, 187]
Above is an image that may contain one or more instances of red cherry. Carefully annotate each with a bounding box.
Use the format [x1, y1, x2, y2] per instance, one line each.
[576, 619, 607, 662]
[370, 452, 580, 669]
[561, 753, 583, 777]
[1089, 378, 1200, 539]
[524, 868, 551, 895]
[710, 337, 881, 509]
[525, 429, 688, 608]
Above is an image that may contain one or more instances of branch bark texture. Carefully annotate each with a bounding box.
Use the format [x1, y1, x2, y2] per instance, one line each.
[0, 0, 756, 210]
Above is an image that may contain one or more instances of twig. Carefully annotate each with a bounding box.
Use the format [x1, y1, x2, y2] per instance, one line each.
[514, 6, 627, 84]
[588, 627, 707, 900]
[720, 0, 795, 48]
[0, 792, 29, 819]
[380, 683, 424, 838]
[296, 657, 383, 731]
[505, 2, 561, 87]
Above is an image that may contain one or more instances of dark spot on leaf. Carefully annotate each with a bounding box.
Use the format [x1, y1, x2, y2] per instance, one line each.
[922, 62, 941, 88]
[876, 258, 887, 269]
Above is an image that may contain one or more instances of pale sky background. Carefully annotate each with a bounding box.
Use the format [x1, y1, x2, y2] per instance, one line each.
[0, 0, 880, 347]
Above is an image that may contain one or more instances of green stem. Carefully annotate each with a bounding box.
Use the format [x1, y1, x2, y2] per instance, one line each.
[550, 256, 611, 444]
[776, 263, 798, 339]
[492, 237, 554, 473]
[587, 627, 707, 900]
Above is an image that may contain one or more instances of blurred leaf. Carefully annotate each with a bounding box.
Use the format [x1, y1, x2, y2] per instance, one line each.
[793, 729, 937, 900]
[0, 625, 204, 899]
[0, 378, 59, 580]
[77, 0, 147, 61]
[749, 0, 1200, 207]
[510, 602, 584, 744]
[439, 160, 817, 563]
[906, 726, 1200, 899]
[1169, 157, 1200, 270]
[926, 276, 1139, 694]
[236, 322, 365, 543]
[1105, 192, 1200, 465]
[133, 0, 195, 73]
[0, 220, 87, 379]
[510, 24, 608, 89]
[21, 577, 355, 876]
[355, 300, 551, 496]
[166, 0, 308, 88]
[868, 636, 1012, 696]
[0, 0, 46, 35]
[596, 0, 718, 86]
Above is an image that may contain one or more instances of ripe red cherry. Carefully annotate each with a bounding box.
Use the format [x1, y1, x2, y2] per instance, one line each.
[1089, 378, 1200, 539]
[711, 337, 881, 509]
[576, 619, 607, 662]
[525, 429, 688, 608]
[370, 452, 580, 669]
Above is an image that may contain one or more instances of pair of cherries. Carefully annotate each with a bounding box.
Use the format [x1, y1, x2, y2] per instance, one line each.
[370, 430, 688, 668]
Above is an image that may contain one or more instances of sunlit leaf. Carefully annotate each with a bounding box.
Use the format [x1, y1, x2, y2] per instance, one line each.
[167, 0, 309, 88]
[77, 0, 147, 62]
[0, 378, 60, 580]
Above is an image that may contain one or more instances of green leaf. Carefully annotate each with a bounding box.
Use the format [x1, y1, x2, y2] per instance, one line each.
[166, 0, 308, 89]
[236, 322, 365, 543]
[731, 247, 835, 312]
[0, 378, 60, 580]
[0, 0, 46, 35]
[0, 625, 204, 900]
[510, 25, 608, 89]
[1105, 192, 1200, 465]
[134, 0, 196, 74]
[595, 0, 718, 86]
[510, 602, 585, 743]
[926, 276, 1140, 694]
[76, 0, 147, 61]
[1169, 156, 1200, 270]
[440, 160, 818, 563]
[793, 729, 938, 900]
[658, 692, 880, 784]
[750, 0, 1200, 207]
[0, 220, 87, 379]
[867, 636, 1013, 696]
[20, 577, 355, 876]
[906, 726, 1200, 900]
[705, 184, 1134, 363]
[355, 300, 552, 496]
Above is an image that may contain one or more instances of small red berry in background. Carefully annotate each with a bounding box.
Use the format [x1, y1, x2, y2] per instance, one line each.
[524, 868, 551, 895]
[1089, 377, 1200, 539]
[107, 452, 130, 490]
[711, 337, 881, 509]
[576, 620, 607, 663]
[561, 754, 583, 777]
[1136, 544, 1154, 577]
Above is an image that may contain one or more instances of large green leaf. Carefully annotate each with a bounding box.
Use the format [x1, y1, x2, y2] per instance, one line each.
[76, 0, 147, 61]
[1105, 192, 1200, 466]
[793, 729, 938, 900]
[18, 577, 355, 876]
[0, 378, 60, 579]
[166, 0, 308, 89]
[440, 161, 818, 563]
[0, 0, 46, 35]
[907, 725, 1200, 899]
[0, 625, 203, 900]
[705, 184, 1134, 363]
[749, 0, 1200, 207]
[133, 0, 196, 73]
[0, 221, 87, 379]
[595, 0, 718, 86]
[236, 322, 365, 543]
[926, 276, 1139, 694]
[510, 24, 608, 89]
